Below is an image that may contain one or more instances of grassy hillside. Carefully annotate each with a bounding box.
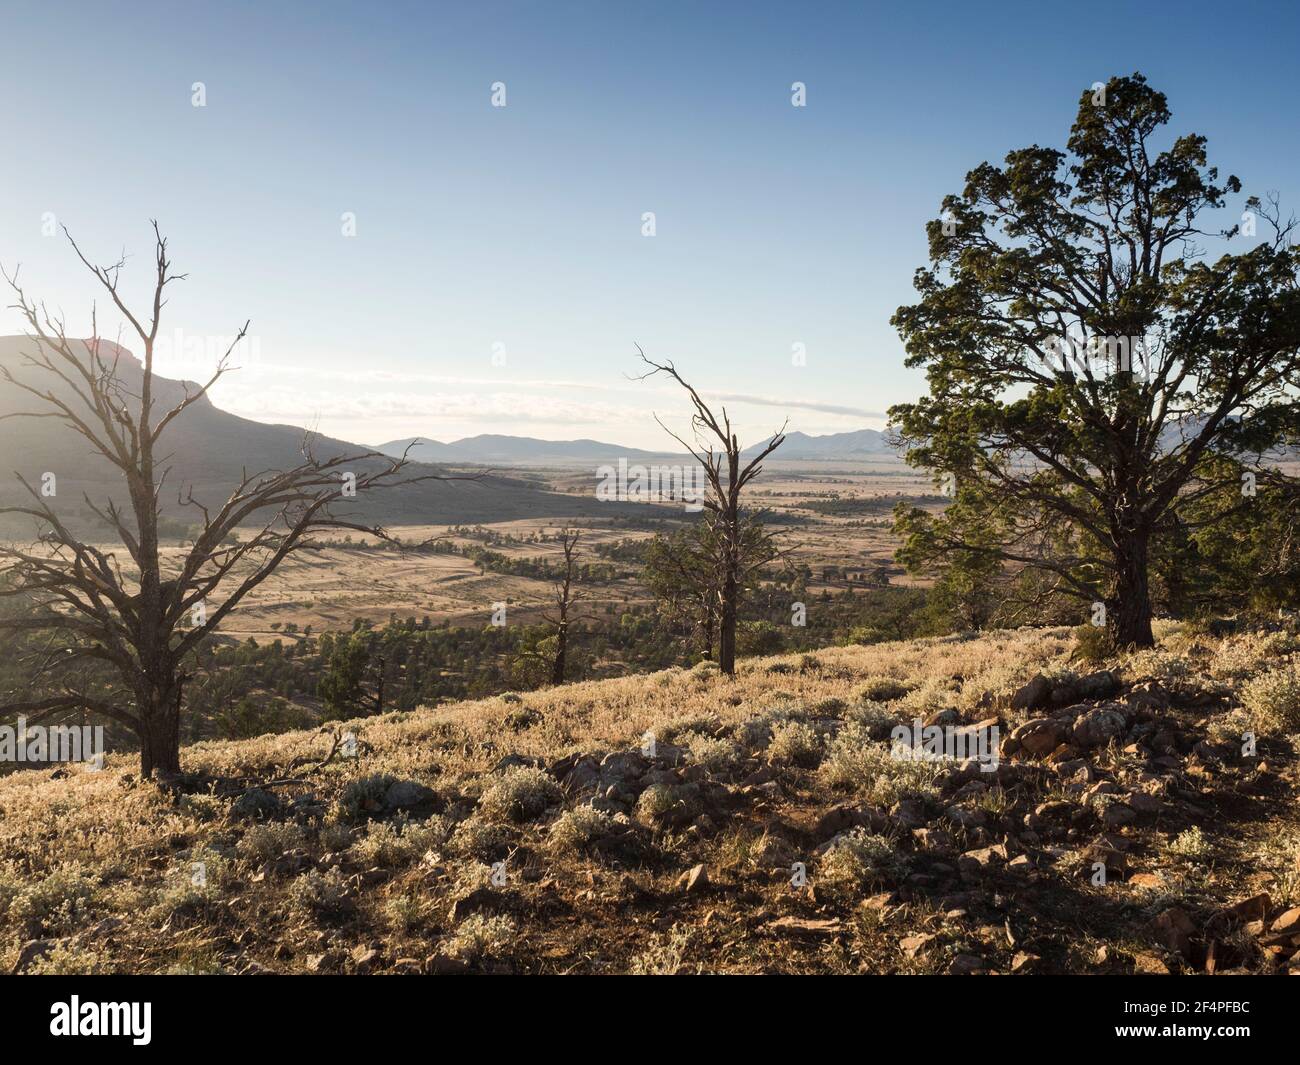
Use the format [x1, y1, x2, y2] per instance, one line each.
[2, 623, 1299, 975]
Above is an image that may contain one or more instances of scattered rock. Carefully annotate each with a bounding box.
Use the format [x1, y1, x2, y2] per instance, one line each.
[1011, 675, 1053, 712]
[383, 779, 437, 812]
[1133, 952, 1171, 975]
[765, 917, 842, 937]
[230, 788, 283, 820]
[1011, 718, 1068, 757]
[678, 864, 709, 894]
[1071, 706, 1129, 749]
[1150, 907, 1196, 959]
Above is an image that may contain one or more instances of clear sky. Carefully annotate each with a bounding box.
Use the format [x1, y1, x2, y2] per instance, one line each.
[2, 0, 1297, 450]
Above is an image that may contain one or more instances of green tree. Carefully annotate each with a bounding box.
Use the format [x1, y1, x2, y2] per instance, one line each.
[891, 74, 1300, 648]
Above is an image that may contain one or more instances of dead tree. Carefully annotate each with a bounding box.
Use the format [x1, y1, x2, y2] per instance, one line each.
[0, 223, 431, 777]
[634, 348, 785, 675]
[541, 528, 582, 685]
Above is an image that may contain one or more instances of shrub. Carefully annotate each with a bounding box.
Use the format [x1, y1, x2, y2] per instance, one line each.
[628, 924, 692, 975]
[288, 868, 353, 915]
[635, 783, 701, 828]
[337, 773, 399, 821]
[820, 723, 942, 803]
[1241, 666, 1300, 735]
[350, 817, 449, 867]
[384, 892, 426, 932]
[843, 700, 898, 741]
[5, 863, 96, 937]
[855, 676, 912, 702]
[27, 942, 105, 975]
[1072, 623, 1116, 664]
[767, 720, 824, 768]
[819, 829, 902, 895]
[477, 766, 563, 823]
[236, 822, 304, 863]
[447, 817, 511, 861]
[446, 914, 515, 960]
[548, 804, 614, 853]
[680, 731, 739, 773]
[1165, 827, 1211, 860]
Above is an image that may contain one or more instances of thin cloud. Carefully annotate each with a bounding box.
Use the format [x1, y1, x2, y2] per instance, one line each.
[703, 391, 885, 418]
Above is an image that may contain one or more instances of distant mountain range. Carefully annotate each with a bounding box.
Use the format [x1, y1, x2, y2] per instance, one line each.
[380, 428, 899, 466]
[741, 428, 895, 461]
[377, 435, 677, 466]
[0, 338, 669, 530]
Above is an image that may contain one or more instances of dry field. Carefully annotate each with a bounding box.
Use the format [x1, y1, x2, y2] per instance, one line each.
[3, 621, 1298, 975]
[58, 460, 940, 642]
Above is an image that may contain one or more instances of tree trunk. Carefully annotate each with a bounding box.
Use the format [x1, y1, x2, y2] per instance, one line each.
[138, 685, 182, 778]
[1109, 535, 1155, 649]
[719, 573, 737, 675]
[551, 622, 567, 686]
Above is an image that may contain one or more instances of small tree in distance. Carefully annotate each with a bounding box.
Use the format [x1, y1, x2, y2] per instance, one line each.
[543, 528, 582, 685]
[635, 348, 785, 674]
[0, 224, 429, 777]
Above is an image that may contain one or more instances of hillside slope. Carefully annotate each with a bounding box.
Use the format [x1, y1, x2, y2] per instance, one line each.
[1, 624, 1298, 975]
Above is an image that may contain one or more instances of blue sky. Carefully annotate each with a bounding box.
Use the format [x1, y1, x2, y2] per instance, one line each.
[2, 0, 1297, 449]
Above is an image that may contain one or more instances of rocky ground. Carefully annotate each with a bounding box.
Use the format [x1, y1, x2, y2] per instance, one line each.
[2, 623, 1298, 974]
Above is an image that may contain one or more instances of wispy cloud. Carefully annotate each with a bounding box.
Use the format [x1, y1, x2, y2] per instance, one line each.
[702, 392, 885, 418]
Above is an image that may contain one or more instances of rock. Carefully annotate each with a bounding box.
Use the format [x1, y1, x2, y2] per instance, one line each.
[1010, 951, 1039, 973]
[1126, 793, 1164, 816]
[1271, 908, 1300, 935]
[1216, 893, 1271, 925]
[765, 917, 842, 937]
[890, 798, 929, 829]
[560, 756, 601, 793]
[392, 957, 422, 974]
[1011, 718, 1068, 757]
[1134, 952, 1171, 975]
[958, 845, 1006, 880]
[678, 864, 709, 894]
[1010, 675, 1053, 712]
[923, 708, 960, 728]
[599, 751, 649, 788]
[1077, 670, 1121, 699]
[425, 953, 471, 975]
[305, 950, 345, 973]
[1071, 706, 1129, 749]
[1101, 803, 1138, 829]
[12, 938, 57, 974]
[948, 953, 986, 974]
[230, 788, 283, 820]
[492, 753, 542, 773]
[900, 933, 936, 957]
[1150, 907, 1196, 959]
[383, 779, 437, 812]
[351, 945, 381, 973]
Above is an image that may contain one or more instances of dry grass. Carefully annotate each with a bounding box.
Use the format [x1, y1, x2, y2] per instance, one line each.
[2, 621, 1297, 975]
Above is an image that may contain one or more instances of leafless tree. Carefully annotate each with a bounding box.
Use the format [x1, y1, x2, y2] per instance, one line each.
[541, 528, 583, 685]
[634, 347, 785, 674]
[0, 224, 431, 778]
